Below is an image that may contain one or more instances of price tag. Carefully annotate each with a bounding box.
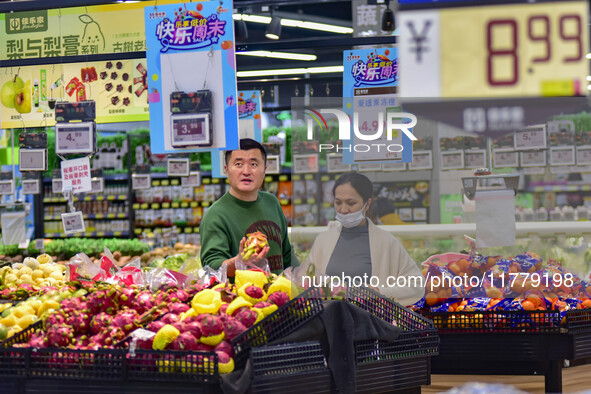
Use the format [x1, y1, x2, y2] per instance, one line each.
[357, 162, 382, 172]
[576, 146, 591, 165]
[522, 167, 545, 175]
[550, 146, 575, 166]
[493, 149, 518, 168]
[464, 149, 486, 169]
[381, 162, 406, 171]
[326, 154, 352, 173]
[52, 179, 63, 194]
[167, 158, 190, 177]
[181, 172, 201, 187]
[293, 154, 319, 173]
[514, 125, 547, 150]
[19, 149, 47, 171]
[61, 157, 92, 193]
[61, 212, 86, 234]
[55, 121, 96, 155]
[90, 178, 104, 194]
[34, 238, 45, 250]
[265, 155, 281, 174]
[409, 151, 433, 170]
[132, 174, 151, 190]
[520, 151, 546, 167]
[22, 179, 41, 195]
[441, 151, 464, 170]
[0, 180, 14, 195]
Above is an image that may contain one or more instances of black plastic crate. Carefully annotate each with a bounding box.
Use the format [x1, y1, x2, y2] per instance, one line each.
[356, 356, 431, 393]
[0, 348, 29, 377]
[424, 310, 563, 334]
[125, 349, 219, 383]
[355, 329, 439, 364]
[565, 308, 591, 333]
[250, 341, 326, 377]
[346, 286, 434, 331]
[0, 320, 42, 348]
[232, 287, 324, 368]
[27, 348, 125, 380]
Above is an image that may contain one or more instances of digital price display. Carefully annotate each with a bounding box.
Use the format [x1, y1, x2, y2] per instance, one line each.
[181, 172, 201, 187]
[382, 162, 406, 171]
[167, 158, 190, 177]
[514, 124, 547, 150]
[576, 147, 591, 165]
[493, 149, 519, 168]
[170, 113, 212, 147]
[265, 156, 281, 174]
[0, 180, 14, 195]
[61, 212, 85, 234]
[550, 146, 575, 166]
[399, 1, 588, 97]
[19, 149, 47, 171]
[22, 179, 40, 195]
[441, 151, 464, 170]
[132, 174, 151, 190]
[90, 178, 104, 194]
[520, 150, 546, 167]
[464, 150, 487, 169]
[410, 151, 433, 170]
[55, 122, 96, 154]
[327, 154, 351, 173]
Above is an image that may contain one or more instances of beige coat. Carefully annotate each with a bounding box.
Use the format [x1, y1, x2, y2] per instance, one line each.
[297, 220, 425, 306]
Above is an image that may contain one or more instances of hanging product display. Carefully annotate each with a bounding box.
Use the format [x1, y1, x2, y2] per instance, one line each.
[169, 90, 213, 148]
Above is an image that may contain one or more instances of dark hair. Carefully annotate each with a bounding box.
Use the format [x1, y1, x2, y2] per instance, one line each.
[225, 138, 267, 165]
[332, 172, 378, 223]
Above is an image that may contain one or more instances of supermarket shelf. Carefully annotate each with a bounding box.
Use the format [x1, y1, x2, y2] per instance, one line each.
[44, 231, 130, 238]
[528, 185, 591, 192]
[289, 221, 591, 242]
[43, 194, 128, 203]
[133, 226, 200, 235]
[133, 201, 210, 209]
[44, 213, 128, 220]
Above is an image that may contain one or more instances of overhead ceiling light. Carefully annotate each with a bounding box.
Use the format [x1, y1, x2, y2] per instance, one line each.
[233, 14, 353, 34]
[236, 51, 317, 61]
[586, 53, 591, 59]
[235, 19, 248, 41]
[237, 65, 344, 78]
[587, 76, 591, 81]
[266, 16, 282, 40]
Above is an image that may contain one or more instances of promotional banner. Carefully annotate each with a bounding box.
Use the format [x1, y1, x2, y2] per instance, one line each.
[211, 90, 262, 178]
[342, 47, 414, 164]
[145, 2, 239, 154]
[0, 59, 149, 128]
[0, 1, 181, 61]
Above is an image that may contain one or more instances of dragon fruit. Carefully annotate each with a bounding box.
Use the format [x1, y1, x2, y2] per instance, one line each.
[117, 286, 139, 309]
[86, 290, 118, 315]
[102, 327, 126, 346]
[169, 302, 190, 315]
[216, 287, 237, 303]
[195, 343, 215, 352]
[267, 291, 290, 307]
[184, 321, 202, 339]
[170, 332, 199, 351]
[223, 318, 247, 341]
[146, 320, 167, 333]
[136, 337, 153, 350]
[28, 331, 47, 349]
[90, 312, 113, 335]
[214, 340, 234, 357]
[112, 310, 140, 333]
[172, 322, 186, 333]
[234, 307, 259, 328]
[65, 311, 91, 335]
[219, 304, 229, 314]
[161, 313, 179, 325]
[168, 289, 190, 303]
[135, 291, 155, 314]
[198, 315, 224, 337]
[46, 325, 74, 347]
[216, 351, 235, 374]
[60, 297, 90, 313]
[44, 313, 66, 330]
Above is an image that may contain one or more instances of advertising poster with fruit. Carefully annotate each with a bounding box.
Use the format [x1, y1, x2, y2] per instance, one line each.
[0, 59, 149, 128]
[210, 90, 262, 178]
[145, 2, 239, 154]
[374, 181, 430, 224]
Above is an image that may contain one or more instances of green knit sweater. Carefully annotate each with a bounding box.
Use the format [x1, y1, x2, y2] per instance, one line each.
[199, 191, 293, 274]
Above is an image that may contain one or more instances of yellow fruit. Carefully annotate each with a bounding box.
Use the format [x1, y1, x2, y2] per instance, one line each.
[0, 266, 11, 275]
[268, 276, 293, 298]
[0, 303, 12, 313]
[37, 254, 52, 265]
[23, 257, 40, 270]
[18, 315, 37, 329]
[0, 314, 17, 327]
[37, 300, 59, 316]
[218, 357, 235, 374]
[12, 305, 34, 319]
[32, 270, 44, 280]
[235, 270, 267, 290]
[152, 324, 180, 350]
[27, 300, 42, 314]
[40, 265, 54, 277]
[7, 325, 23, 338]
[16, 266, 33, 278]
[0, 324, 8, 340]
[191, 289, 222, 315]
[4, 274, 17, 284]
[19, 274, 34, 285]
[46, 278, 58, 286]
[49, 271, 64, 281]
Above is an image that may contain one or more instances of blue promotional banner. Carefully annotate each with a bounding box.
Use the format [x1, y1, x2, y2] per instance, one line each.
[211, 90, 263, 178]
[342, 47, 414, 164]
[145, 2, 239, 154]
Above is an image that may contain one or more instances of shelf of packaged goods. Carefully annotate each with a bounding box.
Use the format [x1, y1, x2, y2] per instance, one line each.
[289, 221, 591, 243]
[292, 198, 316, 205]
[44, 213, 128, 220]
[132, 201, 211, 210]
[527, 184, 591, 193]
[44, 231, 130, 238]
[43, 194, 128, 203]
[133, 226, 199, 235]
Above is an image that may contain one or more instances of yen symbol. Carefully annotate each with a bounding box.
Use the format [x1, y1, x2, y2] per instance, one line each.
[407, 20, 432, 63]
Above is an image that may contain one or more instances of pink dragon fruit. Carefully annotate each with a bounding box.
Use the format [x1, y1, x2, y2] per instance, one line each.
[60, 297, 90, 313]
[65, 311, 91, 335]
[198, 315, 224, 337]
[46, 325, 74, 347]
[219, 303, 229, 314]
[117, 286, 139, 309]
[223, 318, 247, 341]
[160, 313, 179, 325]
[172, 322, 186, 333]
[86, 290, 118, 315]
[89, 312, 113, 335]
[195, 343, 215, 352]
[112, 310, 140, 333]
[267, 291, 290, 307]
[28, 331, 47, 349]
[184, 321, 202, 339]
[168, 289, 190, 303]
[44, 313, 66, 330]
[216, 287, 237, 303]
[136, 337, 153, 350]
[234, 307, 259, 328]
[170, 332, 199, 351]
[146, 320, 167, 332]
[214, 341, 234, 357]
[135, 291, 155, 314]
[102, 327, 126, 346]
[169, 302, 190, 315]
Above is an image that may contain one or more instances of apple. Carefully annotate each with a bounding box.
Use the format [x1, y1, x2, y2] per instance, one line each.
[14, 81, 31, 114]
[1, 76, 24, 109]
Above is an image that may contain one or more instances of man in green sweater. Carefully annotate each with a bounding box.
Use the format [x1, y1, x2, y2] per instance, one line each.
[200, 138, 294, 276]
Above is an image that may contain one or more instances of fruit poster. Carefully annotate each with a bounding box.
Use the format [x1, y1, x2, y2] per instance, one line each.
[0, 59, 149, 128]
[373, 181, 430, 224]
[144, 2, 239, 154]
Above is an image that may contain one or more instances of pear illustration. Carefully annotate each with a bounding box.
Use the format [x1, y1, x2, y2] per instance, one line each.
[1, 75, 24, 108]
[14, 80, 31, 114]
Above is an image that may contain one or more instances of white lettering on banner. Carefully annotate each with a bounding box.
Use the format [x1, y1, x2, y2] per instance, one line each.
[356, 5, 378, 26]
[463, 106, 525, 133]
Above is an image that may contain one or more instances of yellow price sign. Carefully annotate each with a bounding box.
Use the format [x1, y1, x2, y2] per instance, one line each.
[399, 1, 588, 97]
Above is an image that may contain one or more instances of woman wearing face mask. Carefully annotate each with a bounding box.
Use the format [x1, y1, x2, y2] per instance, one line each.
[298, 172, 424, 306]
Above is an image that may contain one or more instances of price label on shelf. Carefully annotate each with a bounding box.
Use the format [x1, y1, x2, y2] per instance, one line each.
[381, 162, 406, 171]
[550, 146, 575, 166]
[132, 174, 151, 190]
[441, 151, 464, 170]
[61, 212, 85, 234]
[0, 180, 14, 195]
[520, 150, 546, 167]
[167, 158, 190, 177]
[52, 179, 63, 194]
[34, 238, 45, 250]
[576, 146, 591, 165]
[181, 172, 201, 187]
[493, 149, 518, 168]
[90, 178, 104, 194]
[326, 154, 351, 173]
[22, 179, 40, 195]
[464, 150, 486, 169]
[514, 125, 547, 150]
[55, 122, 96, 155]
[410, 151, 433, 170]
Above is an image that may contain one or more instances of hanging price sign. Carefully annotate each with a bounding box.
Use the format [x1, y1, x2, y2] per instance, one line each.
[464, 149, 486, 169]
[520, 150, 546, 167]
[61, 212, 85, 234]
[576, 147, 591, 165]
[410, 151, 433, 170]
[22, 179, 41, 195]
[493, 149, 519, 168]
[550, 146, 575, 166]
[514, 125, 547, 150]
[441, 151, 464, 170]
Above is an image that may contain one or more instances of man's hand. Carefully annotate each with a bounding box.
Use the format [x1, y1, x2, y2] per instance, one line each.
[238, 236, 270, 268]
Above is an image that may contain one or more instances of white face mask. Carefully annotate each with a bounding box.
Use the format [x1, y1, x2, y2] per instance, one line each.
[335, 202, 367, 228]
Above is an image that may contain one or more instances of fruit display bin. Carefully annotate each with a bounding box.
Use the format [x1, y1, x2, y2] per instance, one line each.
[424, 309, 591, 393]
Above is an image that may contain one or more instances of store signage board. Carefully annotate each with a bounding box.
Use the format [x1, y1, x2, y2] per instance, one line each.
[493, 148, 519, 168]
[520, 150, 546, 167]
[410, 150, 433, 170]
[22, 179, 40, 195]
[132, 173, 151, 190]
[576, 146, 591, 165]
[327, 154, 352, 173]
[441, 151, 464, 170]
[265, 156, 281, 175]
[342, 47, 413, 164]
[61, 157, 92, 193]
[167, 158, 190, 177]
[145, 2, 239, 154]
[55, 122, 96, 155]
[399, 1, 588, 98]
[18, 149, 47, 171]
[464, 149, 486, 169]
[61, 212, 85, 234]
[550, 146, 576, 166]
[514, 124, 547, 151]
